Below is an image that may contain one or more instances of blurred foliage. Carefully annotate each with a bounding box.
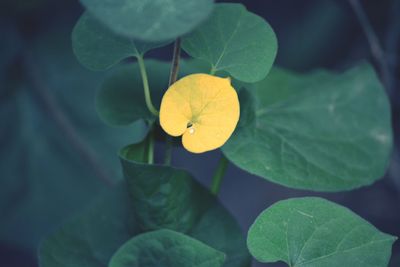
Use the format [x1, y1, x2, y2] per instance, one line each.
[0, 16, 147, 252]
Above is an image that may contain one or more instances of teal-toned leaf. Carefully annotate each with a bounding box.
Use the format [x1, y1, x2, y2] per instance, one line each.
[72, 12, 170, 71]
[182, 3, 277, 83]
[80, 0, 214, 42]
[222, 63, 393, 191]
[39, 183, 138, 267]
[119, 140, 251, 267]
[0, 22, 147, 250]
[96, 59, 213, 127]
[247, 197, 397, 267]
[96, 60, 170, 126]
[109, 229, 226, 267]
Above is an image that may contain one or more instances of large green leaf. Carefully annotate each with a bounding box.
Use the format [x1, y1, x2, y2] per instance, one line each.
[72, 12, 170, 71]
[247, 197, 397, 267]
[119, 139, 251, 267]
[222, 63, 393, 191]
[109, 229, 226, 267]
[38, 138, 250, 267]
[39, 183, 138, 267]
[181, 3, 277, 83]
[0, 23, 147, 250]
[80, 0, 214, 42]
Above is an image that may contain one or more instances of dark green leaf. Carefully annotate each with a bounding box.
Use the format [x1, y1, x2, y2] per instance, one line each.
[119, 140, 251, 267]
[109, 229, 226, 267]
[247, 197, 397, 267]
[223, 63, 392, 191]
[182, 3, 277, 83]
[80, 0, 214, 42]
[96, 60, 170, 126]
[39, 183, 138, 267]
[96, 59, 213, 127]
[72, 12, 170, 71]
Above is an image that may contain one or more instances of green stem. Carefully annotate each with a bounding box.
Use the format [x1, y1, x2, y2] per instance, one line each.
[147, 126, 155, 164]
[164, 38, 181, 165]
[210, 65, 217, 75]
[137, 55, 159, 117]
[210, 155, 229, 195]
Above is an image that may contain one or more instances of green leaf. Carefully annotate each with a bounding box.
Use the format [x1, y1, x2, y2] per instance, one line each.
[72, 12, 170, 71]
[39, 183, 138, 267]
[109, 229, 226, 267]
[247, 197, 397, 267]
[222, 63, 393, 191]
[96, 59, 213, 127]
[38, 138, 250, 267]
[181, 3, 277, 83]
[96, 60, 170, 126]
[119, 140, 251, 267]
[0, 22, 147, 250]
[80, 0, 214, 42]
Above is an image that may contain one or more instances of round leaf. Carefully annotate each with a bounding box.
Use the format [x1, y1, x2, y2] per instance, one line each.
[159, 74, 240, 153]
[80, 0, 214, 42]
[109, 229, 226, 267]
[247, 197, 397, 267]
[72, 12, 170, 70]
[222, 63, 393, 191]
[182, 3, 277, 83]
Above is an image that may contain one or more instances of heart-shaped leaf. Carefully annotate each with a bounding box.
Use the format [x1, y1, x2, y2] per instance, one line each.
[80, 0, 214, 42]
[109, 229, 226, 267]
[247, 197, 397, 267]
[222, 63, 392, 191]
[159, 74, 240, 153]
[182, 3, 277, 83]
[72, 12, 170, 71]
[119, 139, 251, 267]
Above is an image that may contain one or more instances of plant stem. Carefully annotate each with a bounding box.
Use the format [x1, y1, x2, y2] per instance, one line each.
[164, 38, 182, 165]
[210, 155, 229, 195]
[210, 65, 217, 75]
[168, 38, 181, 86]
[137, 55, 159, 117]
[147, 125, 155, 164]
[348, 0, 391, 91]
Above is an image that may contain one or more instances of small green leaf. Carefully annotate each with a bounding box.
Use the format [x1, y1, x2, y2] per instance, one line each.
[72, 12, 170, 71]
[109, 229, 226, 267]
[247, 197, 397, 267]
[223, 63, 392, 191]
[119, 139, 251, 267]
[182, 3, 277, 83]
[39, 183, 139, 267]
[80, 0, 214, 42]
[96, 60, 170, 126]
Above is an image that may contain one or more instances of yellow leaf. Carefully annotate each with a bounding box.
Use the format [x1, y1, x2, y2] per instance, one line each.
[160, 74, 240, 153]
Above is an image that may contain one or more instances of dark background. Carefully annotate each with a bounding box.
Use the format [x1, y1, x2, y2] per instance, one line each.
[0, 0, 399, 266]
